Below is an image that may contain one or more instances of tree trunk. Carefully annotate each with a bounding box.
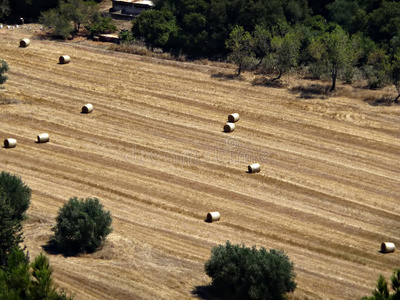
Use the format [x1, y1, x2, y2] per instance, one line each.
[394, 84, 400, 103]
[255, 56, 264, 69]
[330, 69, 337, 92]
[237, 64, 242, 76]
[272, 69, 282, 81]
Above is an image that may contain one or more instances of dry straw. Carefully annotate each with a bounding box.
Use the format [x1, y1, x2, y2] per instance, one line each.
[20, 38, 30, 47]
[248, 163, 261, 173]
[206, 212, 220, 222]
[228, 113, 240, 123]
[4, 138, 17, 148]
[37, 133, 50, 143]
[381, 242, 395, 253]
[82, 103, 94, 113]
[59, 55, 70, 64]
[224, 123, 235, 132]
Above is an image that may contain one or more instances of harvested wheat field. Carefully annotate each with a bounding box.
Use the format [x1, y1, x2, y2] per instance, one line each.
[1, 27, 400, 300]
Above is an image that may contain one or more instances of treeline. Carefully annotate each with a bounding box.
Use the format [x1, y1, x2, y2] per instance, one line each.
[133, 0, 400, 58]
[130, 0, 400, 100]
[0, 0, 101, 23]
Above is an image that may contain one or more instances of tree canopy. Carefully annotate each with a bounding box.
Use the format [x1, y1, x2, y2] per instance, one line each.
[205, 241, 296, 300]
[50, 197, 112, 255]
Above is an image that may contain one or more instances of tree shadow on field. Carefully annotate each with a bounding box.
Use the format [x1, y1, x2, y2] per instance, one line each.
[191, 285, 221, 300]
[252, 77, 287, 89]
[364, 96, 399, 106]
[289, 84, 330, 99]
[211, 72, 244, 81]
[42, 241, 78, 257]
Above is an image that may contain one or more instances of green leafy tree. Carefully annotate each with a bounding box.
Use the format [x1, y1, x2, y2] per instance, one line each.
[0, 171, 31, 221]
[389, 49, 400, 103]
[392, 269, 400, 293]
[362, 269, 400, 300]
[86, 17, 117, 36]
[0, 248, 74, 299]
[0, 247, 31, 297]
[365, 48, 391, 89]
[119, 30, 135, 44]
[40, 0, 100, 39]
[60, 0, 98, 32]
[50, 197, 112, 255]
[136, 0, 309, 57]
[226, 25, 255, 75]
[40, 8, 73, 39]
[366, 1, 400, 46]
[327, 0, 367, 34]
[367, 47, 400, 102]
[253, 25, 272, 68]
[132, 9, 179, 51]
[205, 241, 296, 300]
[0, 60, 9, 90]
[0, 194, 23, 267]
[0, 0, 10, 21]
[270, 30, 301, 80]
[308, 25, 360, 91]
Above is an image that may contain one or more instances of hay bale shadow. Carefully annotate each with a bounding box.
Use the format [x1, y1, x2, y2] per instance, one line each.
[191, 285, 221, 300]
[211, 72, 243, 81]
[252, 77, 287, 89]
[364, 96, 399, 106]
[290, 84, 330, 99]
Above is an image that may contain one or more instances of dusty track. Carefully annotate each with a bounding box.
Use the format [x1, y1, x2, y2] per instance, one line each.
[0, 28, 399, 299]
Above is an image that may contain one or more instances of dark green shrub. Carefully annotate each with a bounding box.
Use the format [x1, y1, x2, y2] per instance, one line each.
[0, 194, 23, 266]
[51, 197, 112, 255]
[361, 269, 400, 300]
[86, 17, 117, 36]
[205, 241, 296, 300]
[0, 60, 8, 87]
[0, 171, 31, 221]
[0, 248, 74, 299]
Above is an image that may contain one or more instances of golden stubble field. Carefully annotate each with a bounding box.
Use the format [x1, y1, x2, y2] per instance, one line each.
[0, 27, 400, 300]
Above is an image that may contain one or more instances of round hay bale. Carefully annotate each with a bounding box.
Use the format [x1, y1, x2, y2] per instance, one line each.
[206, 212, 220, 222]
[381, 242, 395, 253]
[19, 38, 30, 47]
[224, 123, 235, 133]
[37, 133, 50, 143]
[248, 163, 261, 173]
[59, 55, 70, 64]
[4, 138, 17, 148]
[228, 113, 240, 123]
[82, 103, 94, 113]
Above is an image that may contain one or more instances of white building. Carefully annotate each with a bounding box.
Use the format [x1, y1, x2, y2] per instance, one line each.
[110, 0, 154, 18]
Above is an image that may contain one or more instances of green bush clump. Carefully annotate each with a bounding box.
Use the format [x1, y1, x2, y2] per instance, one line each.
[0, 171, 31, 221]
[51, 197, 112, 255]
[205, 241, 296, 300]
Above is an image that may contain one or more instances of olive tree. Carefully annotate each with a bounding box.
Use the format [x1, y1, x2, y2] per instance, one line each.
[50, 197, 112, 255]
[226, 25, 255, 75]
[205, 241, 296, 300]
[271, 30, 301, 81]
[308, 25, 360, 91]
